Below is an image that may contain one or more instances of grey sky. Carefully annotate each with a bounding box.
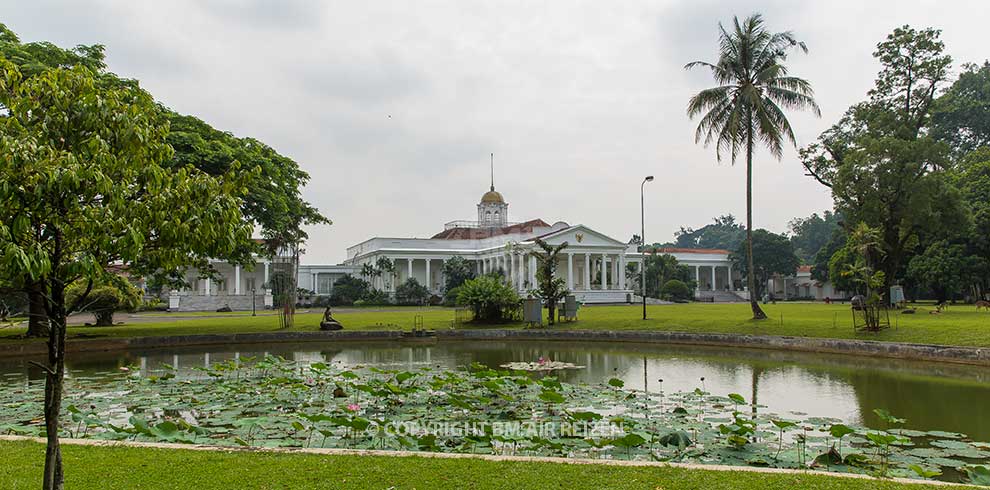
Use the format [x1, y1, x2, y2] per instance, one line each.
[4, 1, 989, 263]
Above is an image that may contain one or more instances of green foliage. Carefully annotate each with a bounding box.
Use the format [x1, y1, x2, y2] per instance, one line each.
[661, 279, 692, 302]
[328, 275, 369, 306]
[165, 113, 328, 250]
[0, 47, 253, 489]
[394, 278, 430, 306]
[530, 238, 569, 325]
[730, 229, 800, 298]
[65, 277, 141, 326]
[456, 276, 520, 323]
[442, 257, 475, 303]
[637, 253, 694, 299]
[788, 211, 842, 264]
[907, 240, 979, 303]
[672, 215, 745, 251]
[801, 26, 968, 292]
[932, 62, 990, 157]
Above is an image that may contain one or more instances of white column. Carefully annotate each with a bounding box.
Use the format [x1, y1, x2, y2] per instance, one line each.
[694, 266, 700, 293]
[263, 261, 270, 285]
[566, 253, 574, 290]
[205, 277, 211, 296]
[584, 253, 591, 290]
[600, 254, 607, 290]
[425, 259, 432, 291]
[727, 264, 732, 290]
[509, 253, 516, 288]
[234, 265, 241, 295]
[711, 266, 716, 292]
[407, 257, 414, 280]
[516, 254, 526, 291]
[619, 254, 626, 289]
[529, 255, 537, 287]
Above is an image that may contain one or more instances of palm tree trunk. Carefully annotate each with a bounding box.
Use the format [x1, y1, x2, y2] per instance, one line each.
[746, 125, 768, 320]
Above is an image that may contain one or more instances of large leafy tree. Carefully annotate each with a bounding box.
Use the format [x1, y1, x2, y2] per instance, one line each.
[730, 229, 800, 300]
[800, 26, 969, 293]
[686, 14, 820, 319]
[0, 59, 252, 489]
[442, 256, 476, 300]
[0, 23, 328, 335]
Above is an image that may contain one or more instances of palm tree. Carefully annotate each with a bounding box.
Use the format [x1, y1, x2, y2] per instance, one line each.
[686, 14, 820, 319]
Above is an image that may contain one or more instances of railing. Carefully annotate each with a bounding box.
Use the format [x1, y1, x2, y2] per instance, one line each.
[443, 220, 521, 230]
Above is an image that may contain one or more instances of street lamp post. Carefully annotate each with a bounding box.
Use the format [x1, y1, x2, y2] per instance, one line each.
[641, 175, 654, 320]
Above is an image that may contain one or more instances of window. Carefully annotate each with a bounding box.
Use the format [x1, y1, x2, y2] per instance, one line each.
[245, 278, 256, 293]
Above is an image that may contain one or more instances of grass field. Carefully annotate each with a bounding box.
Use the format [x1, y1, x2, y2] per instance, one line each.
[1, 302, 988, 348]
[0, 440, 949, 490]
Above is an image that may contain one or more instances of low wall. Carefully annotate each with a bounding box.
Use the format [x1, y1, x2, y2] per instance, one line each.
[172, 294, 269, 312]
[2, 329, 987, 366]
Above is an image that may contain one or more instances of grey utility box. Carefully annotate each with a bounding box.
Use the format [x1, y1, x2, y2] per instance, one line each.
[523, 298, 542, 326]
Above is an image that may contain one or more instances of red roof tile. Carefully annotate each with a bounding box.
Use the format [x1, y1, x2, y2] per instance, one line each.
[431, 219, 550, 240]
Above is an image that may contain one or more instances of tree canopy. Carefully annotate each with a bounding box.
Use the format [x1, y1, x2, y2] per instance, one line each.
[730, 229, 800, 299]
[800, 26, 969, 292]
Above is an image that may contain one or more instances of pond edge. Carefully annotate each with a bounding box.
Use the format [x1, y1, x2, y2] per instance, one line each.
[0, 329, 987, 366]
[0, 435, 967, 487]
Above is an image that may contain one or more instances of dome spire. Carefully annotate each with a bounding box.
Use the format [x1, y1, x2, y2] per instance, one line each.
[490, 152, 495, 191]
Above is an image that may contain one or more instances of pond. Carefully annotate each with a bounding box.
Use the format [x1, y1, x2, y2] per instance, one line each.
[2, 340, 989, 483]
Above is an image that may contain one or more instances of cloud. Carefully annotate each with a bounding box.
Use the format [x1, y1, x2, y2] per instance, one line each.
[3, 0, 990, 264]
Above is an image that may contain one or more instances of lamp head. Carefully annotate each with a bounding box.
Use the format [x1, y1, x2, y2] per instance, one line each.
[645, 176, 654, 182]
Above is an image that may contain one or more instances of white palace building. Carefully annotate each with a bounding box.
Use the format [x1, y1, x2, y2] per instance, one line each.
[167, 178, 767, 311]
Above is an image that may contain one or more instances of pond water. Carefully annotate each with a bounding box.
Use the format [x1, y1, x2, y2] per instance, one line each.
[3, 339, 988, 441]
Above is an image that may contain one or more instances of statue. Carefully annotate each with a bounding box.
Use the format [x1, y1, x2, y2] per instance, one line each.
[320, 306, 343, 331]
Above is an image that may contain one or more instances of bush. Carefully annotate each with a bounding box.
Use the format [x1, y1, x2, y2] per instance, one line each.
[395, 278, 430, 306]
[661, 279, 692, 301]
[65, 278, 141, 326]
[361, 289, 392, 306]
[456, 276, 521, 323]
[329, 275, 370, 306]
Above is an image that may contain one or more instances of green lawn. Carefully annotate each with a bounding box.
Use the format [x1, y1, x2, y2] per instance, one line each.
[2, 302, 989, 348]
[0, 440, 949, 490]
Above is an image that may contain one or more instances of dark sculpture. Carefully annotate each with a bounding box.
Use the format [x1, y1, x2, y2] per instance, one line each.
[320, 306, 344, 331]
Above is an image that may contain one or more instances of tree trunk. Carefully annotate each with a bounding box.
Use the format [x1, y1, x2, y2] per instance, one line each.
[26, 281, 50, 337]
[746, 126, 768, 320]
[94, 310, 114, 326]
[43, 281, 67, 490]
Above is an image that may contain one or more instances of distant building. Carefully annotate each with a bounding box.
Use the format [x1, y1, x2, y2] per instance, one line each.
[164, 176, 842, 311]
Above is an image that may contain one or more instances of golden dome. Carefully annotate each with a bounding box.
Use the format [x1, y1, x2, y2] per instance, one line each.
[481, 188, 505, 204]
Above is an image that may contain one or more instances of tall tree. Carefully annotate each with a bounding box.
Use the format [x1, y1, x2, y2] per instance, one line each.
[686, 14, 820, 319]
[800, 26, 968, 293]
[0, 59, 252, 490]
[0, 23, 329, 335]
[531, 238, 569, 325]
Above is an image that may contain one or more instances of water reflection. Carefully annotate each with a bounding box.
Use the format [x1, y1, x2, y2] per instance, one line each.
[2, 340, 988, 440]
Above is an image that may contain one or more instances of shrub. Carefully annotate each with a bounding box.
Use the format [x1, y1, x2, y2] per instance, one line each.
[661, 279, 692, 301]
[65, 278, 141, 326]
[329, 275, 370, 306]
[361, 289, 392, 306]
[456, 276, 521, 323]
[395, 278, 430, 306]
